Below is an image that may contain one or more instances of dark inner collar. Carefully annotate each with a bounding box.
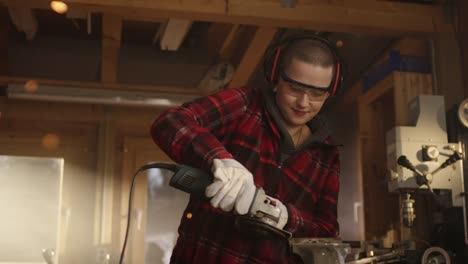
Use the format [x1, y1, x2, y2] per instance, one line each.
[261, 86, 330, 159]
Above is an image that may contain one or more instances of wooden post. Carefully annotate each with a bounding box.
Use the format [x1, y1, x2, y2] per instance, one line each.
[101, 14, 122, 83]
[0, 7, 8, 76]
[459, 1, 468, 98]
[432, 30, 464, 109]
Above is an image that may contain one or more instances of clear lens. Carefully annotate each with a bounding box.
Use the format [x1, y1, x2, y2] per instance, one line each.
[285, 83, 328, 100]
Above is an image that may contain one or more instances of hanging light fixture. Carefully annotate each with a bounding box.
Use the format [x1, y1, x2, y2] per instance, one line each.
[50, 1, 68, 14]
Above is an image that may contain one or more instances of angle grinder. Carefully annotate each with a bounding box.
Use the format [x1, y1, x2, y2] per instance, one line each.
[120, 163, 349, 264]
[171, 166, 352, 263]
[168, 163, 291, 240]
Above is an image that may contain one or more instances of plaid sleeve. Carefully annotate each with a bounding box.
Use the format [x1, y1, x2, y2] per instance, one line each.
[285, 150, 340, 237]
[150, 87, 251, 170]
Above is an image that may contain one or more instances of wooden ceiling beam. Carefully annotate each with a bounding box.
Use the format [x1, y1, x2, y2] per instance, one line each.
[0, 0, 170, 23]
[199, 23, 239, 60]
[120, 14, 167, 24]
[7, 7, 37, 41]
[218, 24, 243, 61]
[159, 18, 192, 51]
[101, 14, 122, 83]
[2, 0, 451, 35]
[228, 26, 277, 88]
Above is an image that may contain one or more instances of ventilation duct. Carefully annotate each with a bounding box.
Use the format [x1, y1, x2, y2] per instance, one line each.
[6, 84, 200, 107]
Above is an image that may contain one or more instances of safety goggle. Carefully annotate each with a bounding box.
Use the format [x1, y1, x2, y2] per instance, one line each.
[279, 69, 333, 93]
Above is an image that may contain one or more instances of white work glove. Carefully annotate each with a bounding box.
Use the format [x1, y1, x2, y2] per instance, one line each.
[205, 158, 256, 215]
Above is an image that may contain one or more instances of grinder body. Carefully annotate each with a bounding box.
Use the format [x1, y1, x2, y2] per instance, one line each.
[168, 164, 290, 239]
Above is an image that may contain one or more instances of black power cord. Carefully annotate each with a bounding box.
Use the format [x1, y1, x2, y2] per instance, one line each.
[118, 163, 178, 264]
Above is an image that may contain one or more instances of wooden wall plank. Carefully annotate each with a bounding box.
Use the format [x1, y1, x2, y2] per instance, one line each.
[0, 98, 105, 122]
[393, 72, 433, 126]
[358, 74, 394, 106]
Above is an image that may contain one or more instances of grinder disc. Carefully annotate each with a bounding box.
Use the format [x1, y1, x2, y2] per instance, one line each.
[235, 215, 292, 240]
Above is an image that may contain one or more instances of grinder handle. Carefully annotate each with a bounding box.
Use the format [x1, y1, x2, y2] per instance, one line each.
[169, 164, 213, 196]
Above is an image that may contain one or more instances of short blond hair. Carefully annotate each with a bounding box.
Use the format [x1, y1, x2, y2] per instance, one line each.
[280, 39, 335, 72]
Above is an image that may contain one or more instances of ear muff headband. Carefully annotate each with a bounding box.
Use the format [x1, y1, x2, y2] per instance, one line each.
[331, 61, 341, 95]
[265, 35, 344, 96]
[270, 47, 282, 83]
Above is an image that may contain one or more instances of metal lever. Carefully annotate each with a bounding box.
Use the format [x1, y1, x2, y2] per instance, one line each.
[397, 155, 425, 177]
[430, 151, 463, 176]
[397, 155, 433, 193]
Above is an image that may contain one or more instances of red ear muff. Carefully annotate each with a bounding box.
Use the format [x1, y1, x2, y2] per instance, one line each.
[263, 34, 345, 96]
[330, 62, 341, 96]
[270, 47, 282, 83]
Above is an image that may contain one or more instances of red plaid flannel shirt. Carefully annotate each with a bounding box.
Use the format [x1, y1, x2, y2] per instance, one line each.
[150, 86, 340, 264]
